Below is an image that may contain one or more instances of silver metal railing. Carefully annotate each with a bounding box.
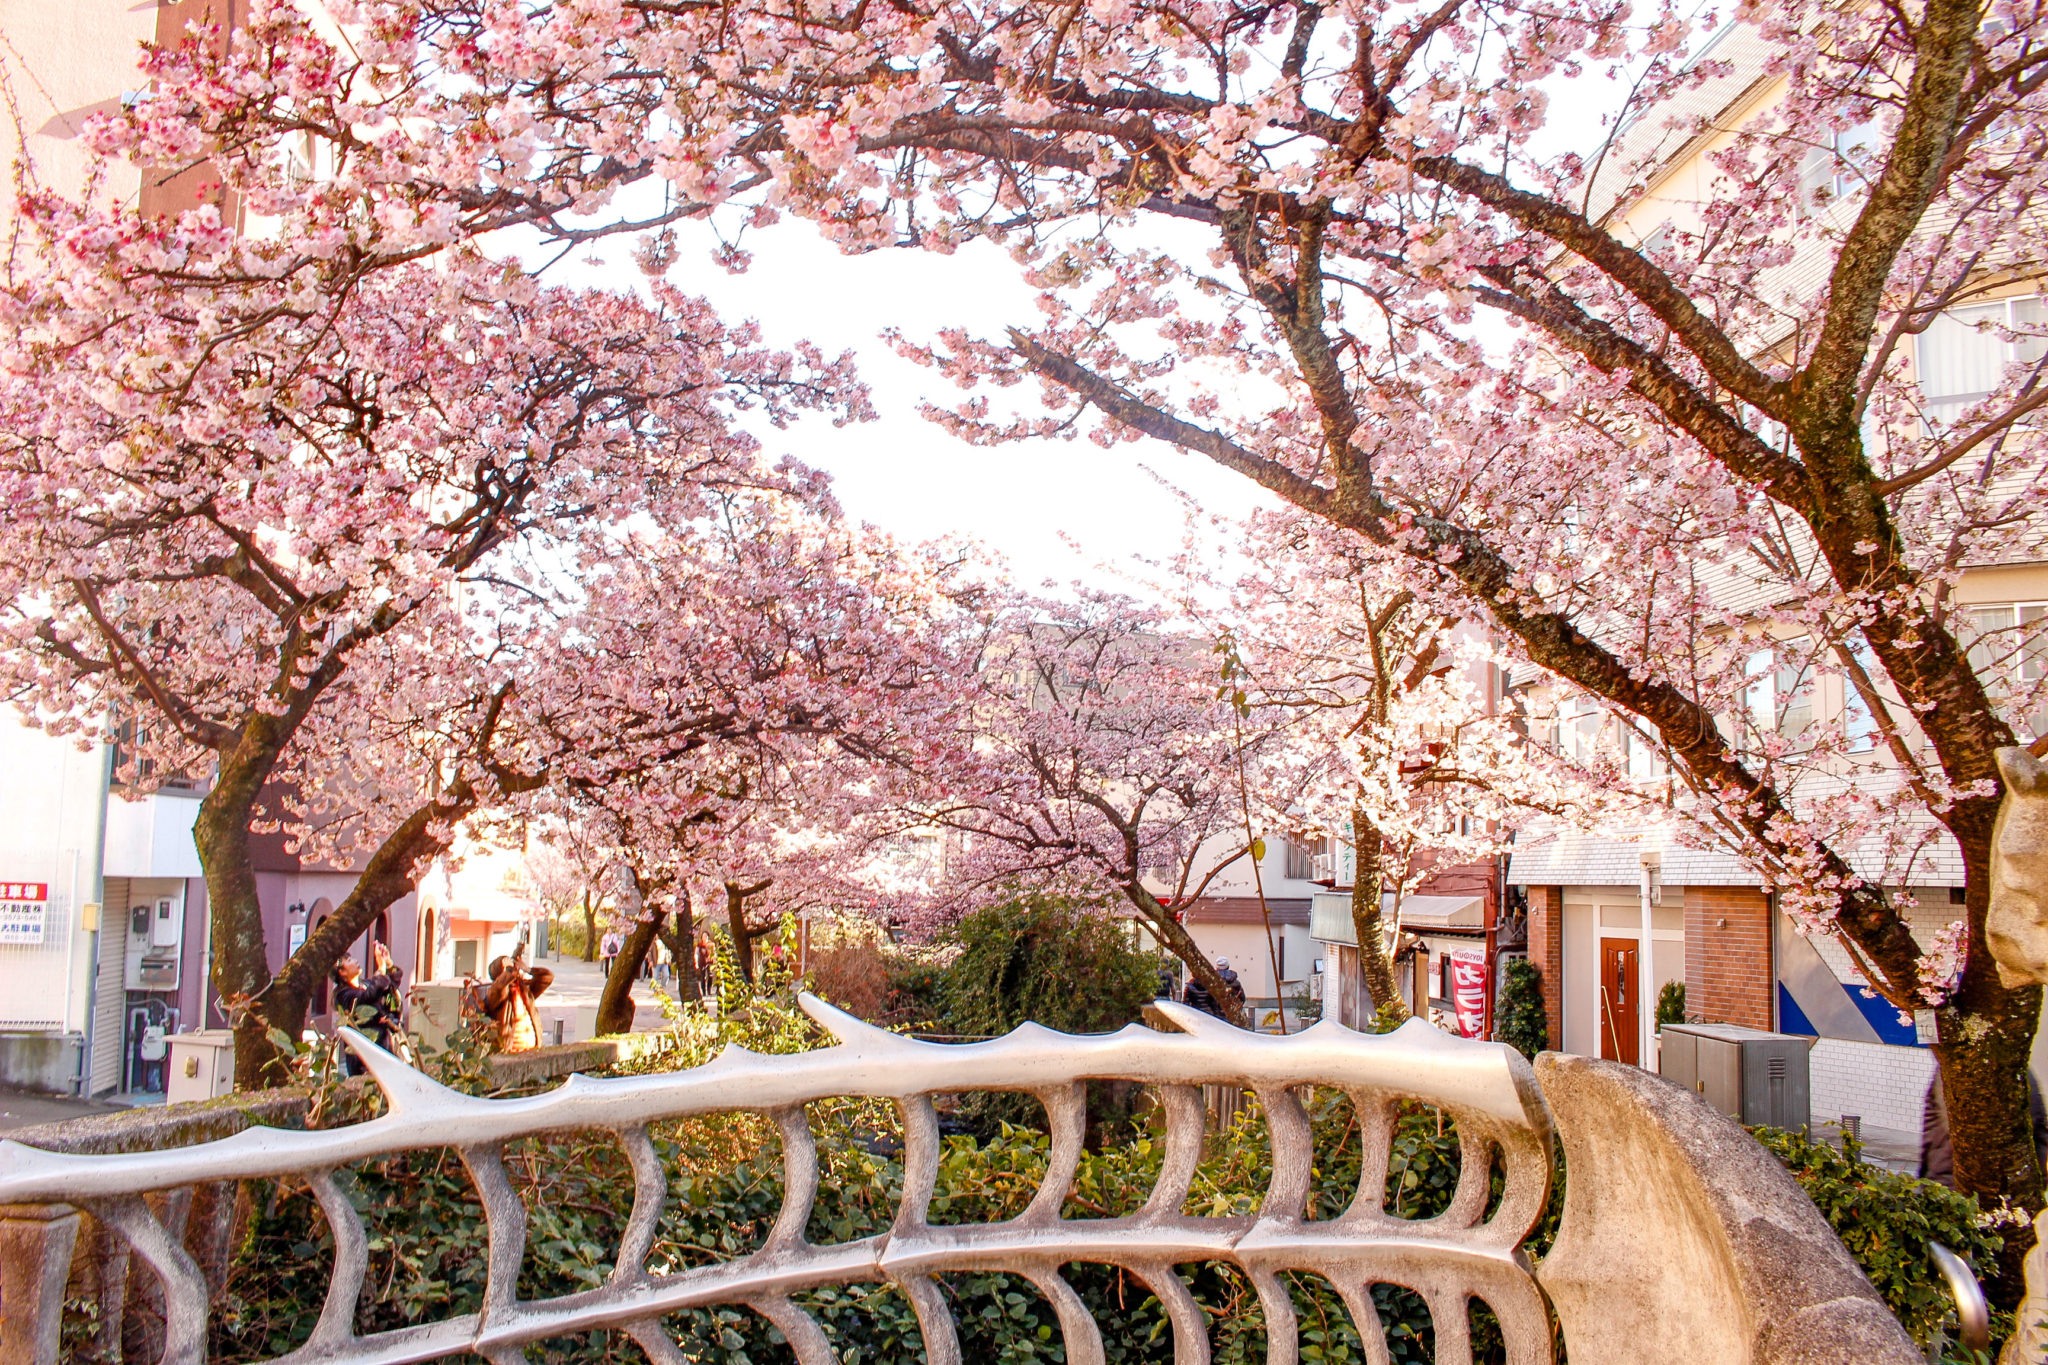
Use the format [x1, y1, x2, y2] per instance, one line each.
[0, 996, 1558, 1365]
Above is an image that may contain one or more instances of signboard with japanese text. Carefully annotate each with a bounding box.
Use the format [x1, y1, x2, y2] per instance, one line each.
[1449, 950, 1489, 1040]
[0, 882, 50, 946]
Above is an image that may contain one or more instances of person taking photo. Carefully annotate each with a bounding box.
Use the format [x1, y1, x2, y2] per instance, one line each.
[485, 944, 555, 1053]
[332, 942, 406, 1073]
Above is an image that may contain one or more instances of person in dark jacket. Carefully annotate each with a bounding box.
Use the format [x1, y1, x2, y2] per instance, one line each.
[333, 942, 405, 1074]
[1920, 1071, 2048, 1186]
[1183, 958, 1246, 1019]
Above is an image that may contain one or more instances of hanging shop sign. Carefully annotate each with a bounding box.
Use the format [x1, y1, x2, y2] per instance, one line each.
[1449, 950, 1489, 1040]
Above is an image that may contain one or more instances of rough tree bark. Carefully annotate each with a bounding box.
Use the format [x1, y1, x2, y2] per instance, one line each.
[658, 890, 699, 1004]
[598, 910, 663, 1036]
[1121, 881, 1252, 1029]
[1349, 805, 1409, 1024]
[723, 879, 777, 983]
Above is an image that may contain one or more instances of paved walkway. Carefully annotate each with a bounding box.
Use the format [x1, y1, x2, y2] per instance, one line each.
[0, 1085, 124, 1135]
[530, 950, 675, 1034]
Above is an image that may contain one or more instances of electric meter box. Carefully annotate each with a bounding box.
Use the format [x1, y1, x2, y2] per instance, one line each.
[164, 1030, 236, 1104]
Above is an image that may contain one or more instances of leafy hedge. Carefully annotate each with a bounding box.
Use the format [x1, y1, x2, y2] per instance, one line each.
[214, 1083, 1497, 1364]
[1750, 1125, 2008, 1356]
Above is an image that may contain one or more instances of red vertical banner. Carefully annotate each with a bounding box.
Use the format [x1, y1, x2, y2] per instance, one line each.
[1449, 951, 1489, 1040]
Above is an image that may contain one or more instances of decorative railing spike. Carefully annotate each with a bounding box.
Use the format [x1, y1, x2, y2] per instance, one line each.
[0, 996, 1557, 1365]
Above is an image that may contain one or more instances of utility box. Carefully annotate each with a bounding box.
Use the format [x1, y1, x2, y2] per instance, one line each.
[408, 982, 473, 1059]
[164, 1030, 236, 1104]
[1659, 1022, 1811, 1131]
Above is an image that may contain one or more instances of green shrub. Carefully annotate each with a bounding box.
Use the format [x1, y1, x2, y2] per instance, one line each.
[927, 893, 1165, 1137]
[1752, 1125, 2007, 1357]
[933, 893, 1162, 1039]
[211, 1086, 1499, 1364]
[1655, 980, 1686, 1031]
[1495, 956, 1548, 1059]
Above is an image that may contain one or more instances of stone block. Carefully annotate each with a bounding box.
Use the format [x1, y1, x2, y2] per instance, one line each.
[1535, 1052, 1920, 1365]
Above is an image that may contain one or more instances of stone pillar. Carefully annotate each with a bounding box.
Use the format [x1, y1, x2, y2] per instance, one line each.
[1526, 885, 1565, 1050]
[0, 1203, 80, 1365]
[1684, 885, 1774, 1029]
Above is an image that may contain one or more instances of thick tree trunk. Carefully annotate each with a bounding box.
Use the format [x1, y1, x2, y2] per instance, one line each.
[193, 748, 291, 1090]
[723, 881, 777, 984]
[581, 889, 598, 962]
[660, 892, 699, 1004]
[1122, 883, 1251, 1029]
[1938, 850, 2045, 1301]
[1349, 806, 1409, 1023]
[598, 912, 663, 1035]
[726, 884, 758, 983]
[252, 788, 478, 1087]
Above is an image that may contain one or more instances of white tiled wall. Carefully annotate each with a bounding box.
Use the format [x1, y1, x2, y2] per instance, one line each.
[1808, 1037, 1936, 1135]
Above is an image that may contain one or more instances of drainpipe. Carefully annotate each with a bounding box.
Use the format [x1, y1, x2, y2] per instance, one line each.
[74, 732, 116, 1096]
[1639, 848, 1663, 1072]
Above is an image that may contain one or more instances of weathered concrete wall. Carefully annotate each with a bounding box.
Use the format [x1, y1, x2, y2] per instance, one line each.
[0, 1033, 82, 1095]
[0, 1087, 313, 1365]
[484, 1029, 681, 1089]
[1535, 1052, 1921, 1364]
[1989, 746, 2048, 988]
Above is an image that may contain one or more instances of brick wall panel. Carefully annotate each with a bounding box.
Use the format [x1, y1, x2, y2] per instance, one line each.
[1683, 885, 1773, 1030]
[1527, 886, 1564, 1049]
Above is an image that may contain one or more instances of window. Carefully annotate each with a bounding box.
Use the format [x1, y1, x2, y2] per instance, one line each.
[1620, 723, 1660, 779]
[1964, 602, 2048, 738]
[1741, 646, 1815, 747]
[1800, 117, 1883, 208]
[1840, 635, 1881, 754]
[1918, 297, 2046, 430]
[1283, 839, 1316, 881]
[1554, 695, 1601, 761]
[1775, 655, 1815, 741]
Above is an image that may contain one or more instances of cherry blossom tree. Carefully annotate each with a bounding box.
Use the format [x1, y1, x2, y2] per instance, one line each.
[916, 592, 1303, 1027]
[57, 0, 2048, 1216]
[523, 819, 618, 962]
[0, 185, 882, 1080]
[1203, 515, 1617, 1022]
[521, 513, 984, 1028]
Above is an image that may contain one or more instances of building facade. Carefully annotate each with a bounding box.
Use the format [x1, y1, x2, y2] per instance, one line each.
[1503, 15, 2048, 1145]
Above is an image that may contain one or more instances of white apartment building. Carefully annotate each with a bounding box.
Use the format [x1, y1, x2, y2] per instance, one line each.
[1509, 16, 2048, 1146]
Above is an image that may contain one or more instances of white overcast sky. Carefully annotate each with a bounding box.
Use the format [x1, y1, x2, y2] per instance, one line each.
[571, 223, 1274, 597]
[535, 13, 1690, 599]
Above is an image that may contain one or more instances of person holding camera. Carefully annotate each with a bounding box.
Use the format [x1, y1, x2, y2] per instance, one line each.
[333, 942, 405, 1074]
[484, 944, 555, 1053]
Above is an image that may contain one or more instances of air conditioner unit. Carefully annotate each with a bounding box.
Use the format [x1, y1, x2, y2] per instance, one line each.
[1658, 1022, 1810, 1131]
[1311, 854, 1334, 881]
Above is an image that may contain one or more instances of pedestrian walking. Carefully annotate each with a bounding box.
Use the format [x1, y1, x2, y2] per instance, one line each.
[599, 929, 621, 978]
[485, 944, 555, 1053]
[694, 933, 715, 996]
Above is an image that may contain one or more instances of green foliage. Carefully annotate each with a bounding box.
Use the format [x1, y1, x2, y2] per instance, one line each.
[927, 893, 1165, 1136]
[1655, 980, 1686, 1031]
[934, 894, 1162, 1038]
[206, 977, 1995, 1365]
[1752, 1125, 2008, 1359]
[212, 1086, 1520, 1365]
[1494, 957, 1548, 1060]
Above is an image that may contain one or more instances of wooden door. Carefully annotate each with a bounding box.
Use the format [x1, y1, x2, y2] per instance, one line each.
[1599, 938, 1640, 1066]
